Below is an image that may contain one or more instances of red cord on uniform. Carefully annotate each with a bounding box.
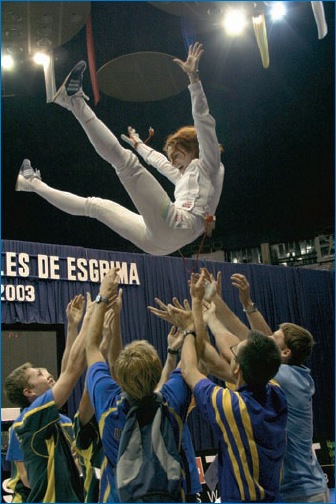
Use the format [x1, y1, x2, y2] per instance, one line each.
[144, 127, 154, 144]
[179, 215, 215, 273]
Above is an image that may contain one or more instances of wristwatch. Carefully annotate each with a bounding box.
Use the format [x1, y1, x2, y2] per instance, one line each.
[183, 330, 197, 338]
[95, 294, 109, 304]
[243, 303, 258, 314]
[167, 347, 179, 355]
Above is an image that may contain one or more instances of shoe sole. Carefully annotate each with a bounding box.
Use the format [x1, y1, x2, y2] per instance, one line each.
[52, 61, 86, 102]
[66, 61, 86, 96]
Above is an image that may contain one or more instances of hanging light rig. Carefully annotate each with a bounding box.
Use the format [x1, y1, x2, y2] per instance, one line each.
[252, 3, 270, 69]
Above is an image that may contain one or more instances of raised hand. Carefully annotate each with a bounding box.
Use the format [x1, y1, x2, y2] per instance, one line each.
[172, 297, 191, 312]
[120, 126, 143, 150]
[149, 296, 193, 330]
[167, 304, 193, 330]
[201, 268, 222, 301]
[100, 268, 120, 299]
[84, 292, 95, 318]
[66, 294, 85, 326]
[173, 42, 204, 76]
[190, 271, 206, 300]
[148, 297, 175, 324]
[202, 300, 217, 325]
[167, 326, 183, 352]
[230, 273, 252, 309]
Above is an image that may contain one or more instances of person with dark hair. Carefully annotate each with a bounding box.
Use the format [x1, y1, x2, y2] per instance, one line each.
[15, 42, 224, 255]
[275, 322, 314, 365]
[161, 272, 287, 503]
[209, 271, 329, 503]
[231, 330, 283, 387]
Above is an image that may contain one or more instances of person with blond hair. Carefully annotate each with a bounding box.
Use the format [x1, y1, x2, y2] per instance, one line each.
[15, 42, 224, 255]
[84, 268, 192, 502]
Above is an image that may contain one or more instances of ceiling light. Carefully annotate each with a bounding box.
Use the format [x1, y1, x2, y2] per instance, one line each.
[270, 2, 286, 21]
[1, 54, 14, 69]
[222, 10, 247, 36]
[33, 53, 50, 66]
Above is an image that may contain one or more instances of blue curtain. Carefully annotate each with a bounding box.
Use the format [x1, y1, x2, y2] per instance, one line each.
[1, 240, 334, 448]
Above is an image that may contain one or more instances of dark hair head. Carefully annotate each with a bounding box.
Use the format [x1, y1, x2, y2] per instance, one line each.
[280, 322, 314, 365]
[238, 331, 281, 387]
[5, 362, 33, 408]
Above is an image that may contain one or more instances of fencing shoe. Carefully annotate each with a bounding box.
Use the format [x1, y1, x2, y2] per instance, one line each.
[53, 61, 89, 110]
[15, 159, 41, 192]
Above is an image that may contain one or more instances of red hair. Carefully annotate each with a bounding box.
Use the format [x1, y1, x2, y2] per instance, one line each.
[163, 126, 199, 159]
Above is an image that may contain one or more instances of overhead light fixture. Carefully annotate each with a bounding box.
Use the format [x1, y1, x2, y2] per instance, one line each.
[1, 54, 14, 69]
[222, 10, 247, 36]
[270, 2, 286, 21]
[33, 52, 50, 66]
[252, 13, 270, 68]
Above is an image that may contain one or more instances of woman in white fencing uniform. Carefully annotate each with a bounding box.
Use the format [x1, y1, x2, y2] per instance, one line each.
[16, 42, 224, 256]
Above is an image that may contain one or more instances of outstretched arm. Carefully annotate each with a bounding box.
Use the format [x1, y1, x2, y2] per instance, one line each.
[77, 381, 95, 427]
[231, 273, 273, 335]
[61, 294, 85, 373]
[78, 288, 122, 426]
[85, 268, 120, 369]
[175, 43, 222, 176]
[52, 293, 94, 408]
[107, 289, 123, 379]
[121, 126, 180, 183]
[155, 326, 183, 392]
[203, 300, 240, 363]
[181, 272, 212, 391]
[201, 340, 234, 384]
[202, 268, 249, 340]
[120, 44, 203, 181]
[190, 272, 236, 383]
[189, 272, 208, 360]
[99, 305, 114, 363]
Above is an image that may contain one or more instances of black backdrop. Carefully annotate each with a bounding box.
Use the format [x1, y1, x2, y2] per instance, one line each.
[1, 239, 334, 449]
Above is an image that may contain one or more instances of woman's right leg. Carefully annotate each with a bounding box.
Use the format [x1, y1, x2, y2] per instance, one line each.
[71, 97, 130, 170]
[69, 99, 178, 237]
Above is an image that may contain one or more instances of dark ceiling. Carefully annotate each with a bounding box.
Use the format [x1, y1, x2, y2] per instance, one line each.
[1, 1, 335, 256]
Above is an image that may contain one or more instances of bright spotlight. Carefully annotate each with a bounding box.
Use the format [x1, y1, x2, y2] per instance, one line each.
[1, 54, 14, 69]
[270, 2, 286, 21]
[223, 10, 247, 35]
[34, 52, 50, 66]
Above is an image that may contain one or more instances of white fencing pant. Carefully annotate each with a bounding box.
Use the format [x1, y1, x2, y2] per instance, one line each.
[30, 98, 204, 255]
